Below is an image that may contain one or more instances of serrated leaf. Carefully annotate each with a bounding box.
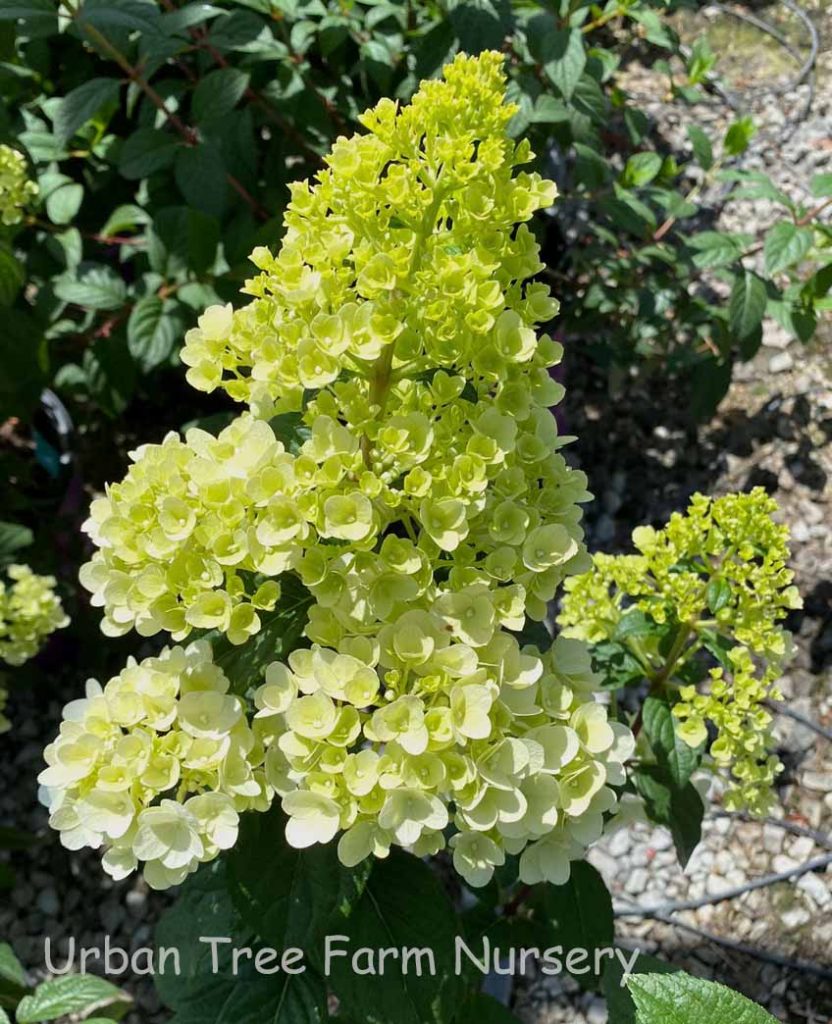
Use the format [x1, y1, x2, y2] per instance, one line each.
[642, 696, 703, 789]
[53, 78, 120, 143]
[16, 975, 129, 1024]
[763, 221, 813, 275]
[603, 954, 677, 1024]
[119, 128, 179, 180]
[126, 295, 181, 372]
[627, 972, 779, 1024]
[54, 266, 126, 311]
[538, 862, 614, 988]
[633, 766, 703, 867]
[542, 28, 586, 101]
[728, 271, 766, 339]
[686, 125, 712, 170]
[687, 231, 742, 270]
[192, 67, 250, 123]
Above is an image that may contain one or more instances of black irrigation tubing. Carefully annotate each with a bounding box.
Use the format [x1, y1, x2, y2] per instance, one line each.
[765, 699, 832, 744]
[711, 810, 832, 852]
[638, 909, 832, 983]
[614, 851, 832, 919]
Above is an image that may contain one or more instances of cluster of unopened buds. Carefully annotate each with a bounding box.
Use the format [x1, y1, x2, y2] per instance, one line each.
[45, 51, 638, 890]
[0, 144, 38, 226]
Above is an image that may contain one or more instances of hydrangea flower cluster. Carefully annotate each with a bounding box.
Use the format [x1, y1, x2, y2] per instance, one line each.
[559, 489, 801, 814]
[0, 563, 68, 667]
[0, 144, 37, 226]
[38, 642, 266, 890]
[59, 52, 634, 890]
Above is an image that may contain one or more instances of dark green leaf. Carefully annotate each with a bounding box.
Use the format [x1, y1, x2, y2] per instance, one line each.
[642, 695, 703, 790]
[633, 766, 704, 867]
[175, 144, 227, 218]
[327, 850, 462, 1024]
[455, 993, 522, 1023]
[228, 805, 370, 953]
[119, 128, 179, 180]
[690, 356, 731, 420]
[0, 309, 47, 421]
[728, 271, 766, 339]
[0, 521, 33, 563]
[150, 206, 220, 277]
[0, 943, 26, 992]
[155, 862, 327, 1024]
[192, 67, 250, 123]
[538, 862, 614, 989]
[706, 577, 732, 615]
[0, 241, 24, 306]
[53, 78, 120, 143]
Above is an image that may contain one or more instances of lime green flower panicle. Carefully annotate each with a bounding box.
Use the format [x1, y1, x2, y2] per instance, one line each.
[559, 488, 801, 815]
[0, 564, 68, 667]
[65, 52, 633, 892]
[0, 145, 37, 226]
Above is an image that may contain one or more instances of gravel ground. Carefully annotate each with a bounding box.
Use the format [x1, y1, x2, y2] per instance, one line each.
[1, 4, 830, 1022]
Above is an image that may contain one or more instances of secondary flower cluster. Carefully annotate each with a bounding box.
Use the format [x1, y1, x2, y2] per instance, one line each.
[0, 144, 37, 226]
[39, 642, 267, 890]
[559, 489, 800, 814]
[0, 563, 68, 667]
[60, 52, 630, 889]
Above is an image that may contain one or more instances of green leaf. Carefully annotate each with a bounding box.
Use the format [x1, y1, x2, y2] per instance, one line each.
[613, 610, 659, 642]
[174, 144, 227, 218]
[150, 206, 219, 278]
[0, 240, 24, 306]
[126, 296, 181, 372]
[0, 522, 33, 564]
[76, 0, 161, 35]
[633, 766, 704, 867]
[810, 172, 832, 198]
[690, 356, 731, 420]
[0, 0, 55, 23]
[542, 29, 586, 101]
[327, 849, 462, 1024]
[155, 863, 327, 1024]
[53, 78, 121, 143]
[228, 805, 370, 954]
[706, 577, 732, 614]
[192, 67, 250, 122]
[642, 695, 702, 790]
[119, 128, 179, 180]
[54, 266, 126, 311]
[16, 975, 129, 1024]
[537, 862, 614, 989]
[621, 152, 662, 188]
[45, 180, 83, 226]
[603, 954, 677, 1024]
[763, 222, 813, 275]
[686, 125, 713, 170]
[100, 204, 150, 237]
[723, 116, 756, 157]
[0, 943, 27, 992]
[686, 231, 742, 270]
[728, 271, 766, 339]
[627, 972, 779, 1024]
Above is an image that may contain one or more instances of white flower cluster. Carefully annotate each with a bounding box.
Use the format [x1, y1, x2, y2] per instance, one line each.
[39, 642, 267, 890]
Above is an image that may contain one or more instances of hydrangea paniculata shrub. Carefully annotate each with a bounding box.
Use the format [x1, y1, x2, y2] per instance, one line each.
[43, 53, 635, 890]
